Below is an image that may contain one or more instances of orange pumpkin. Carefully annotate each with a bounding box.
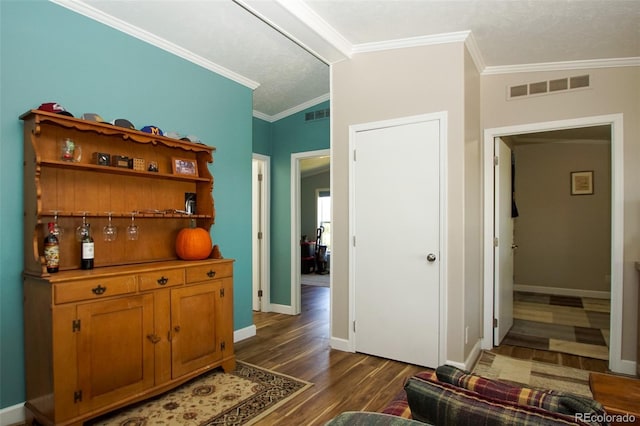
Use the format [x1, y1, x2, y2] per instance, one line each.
[176, 221, 212, 260]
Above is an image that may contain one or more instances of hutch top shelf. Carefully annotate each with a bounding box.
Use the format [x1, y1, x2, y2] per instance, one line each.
[22, 109, 217, 274]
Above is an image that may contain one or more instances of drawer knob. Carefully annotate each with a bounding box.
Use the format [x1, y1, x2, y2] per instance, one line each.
[157, 276, 169, 285]
[92, 285, 107, 295]
[207, 270, 216, 278]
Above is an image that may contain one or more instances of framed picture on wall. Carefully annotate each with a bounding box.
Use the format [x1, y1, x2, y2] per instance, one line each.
[570, 171, 593, 195]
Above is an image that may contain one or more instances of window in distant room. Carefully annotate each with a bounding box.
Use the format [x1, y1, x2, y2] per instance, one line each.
[316, 189, 331, 251]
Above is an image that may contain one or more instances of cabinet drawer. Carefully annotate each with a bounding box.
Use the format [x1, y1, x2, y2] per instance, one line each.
[55, 275, 137, 304]
[186, 262, 232, 283]
[139, 268, 184, 291]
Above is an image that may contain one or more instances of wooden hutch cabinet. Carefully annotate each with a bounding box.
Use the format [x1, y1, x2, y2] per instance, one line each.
[21, 110, 235, 426]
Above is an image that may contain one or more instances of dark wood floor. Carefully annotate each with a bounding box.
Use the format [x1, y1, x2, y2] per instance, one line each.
[234, 285, 608, 425]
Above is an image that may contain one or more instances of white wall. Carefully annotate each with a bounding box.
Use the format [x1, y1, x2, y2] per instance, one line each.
[331, 41, 483, 364]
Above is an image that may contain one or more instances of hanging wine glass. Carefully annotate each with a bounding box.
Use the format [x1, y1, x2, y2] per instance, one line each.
[50, 210, 64, 240]
[127, 211, 139, 240]
[75, 212, 89, 242]
[103, 212, 117, 242]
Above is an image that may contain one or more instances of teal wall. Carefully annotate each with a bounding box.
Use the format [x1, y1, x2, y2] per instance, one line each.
[269, 102, 330, 304]
[0, 1, 253, 408]
[252, 117, 273, 156]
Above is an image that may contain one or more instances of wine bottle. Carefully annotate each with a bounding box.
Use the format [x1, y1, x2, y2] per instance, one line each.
[81, 223, 94, 270]
[44, 222, 60, 273]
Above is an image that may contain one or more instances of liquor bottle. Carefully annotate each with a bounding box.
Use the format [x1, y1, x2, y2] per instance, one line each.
[44, 222, 60, 273]
[81, 223, 94, 270]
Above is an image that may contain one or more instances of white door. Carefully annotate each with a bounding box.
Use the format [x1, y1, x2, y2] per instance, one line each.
[352, 118, 440, 367]
[494, 137, 514, 344]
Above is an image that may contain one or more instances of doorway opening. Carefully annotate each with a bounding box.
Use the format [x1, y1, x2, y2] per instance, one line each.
[291, 149, 330, 314]
[482, 114, 626, 374]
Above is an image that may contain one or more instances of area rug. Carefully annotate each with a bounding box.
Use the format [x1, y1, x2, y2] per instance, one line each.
[503, 291, 610, 360]
[471, 350, 592, 398]
[89, 361, 312, 425]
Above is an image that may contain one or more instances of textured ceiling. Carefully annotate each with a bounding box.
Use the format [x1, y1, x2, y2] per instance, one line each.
[58, 0, 639, 119]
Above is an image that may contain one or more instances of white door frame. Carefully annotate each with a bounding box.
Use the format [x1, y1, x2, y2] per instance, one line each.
[291, 149, 331, 315]
[252, 153, 271, 312]
[347, 112, 448, 365]
[482, 114, 626, 374]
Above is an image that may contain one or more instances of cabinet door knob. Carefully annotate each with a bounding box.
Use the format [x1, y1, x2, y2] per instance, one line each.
[92, 285, 107, 295]
[174, 325, 181, 333]
[157, 276, 169, 285]
[207, 270, 216, 278]
[146, 334, 161, 344]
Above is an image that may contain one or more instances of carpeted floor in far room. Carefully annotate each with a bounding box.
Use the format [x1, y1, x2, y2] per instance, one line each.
[503, 291, 610, 360]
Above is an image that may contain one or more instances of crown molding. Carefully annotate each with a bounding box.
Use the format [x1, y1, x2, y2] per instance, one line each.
[352, 30, 471, 55]
[252, 110, 273, 122]
[482, 57, 640, 75]
[50, 0, 260, 90]
[463, 31, 486, 74]
[253, 93, 330, 122]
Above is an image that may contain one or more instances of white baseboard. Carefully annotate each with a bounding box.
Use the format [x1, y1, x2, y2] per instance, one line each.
[445, 339, 482, 371]
[269, 303, 296, 315]
[234, 324, 257, 343]
[514, 284, 610, 300]
[612, 358, 637, 376]
[0, 402, 25, 426]
[330, 336, 353, 352]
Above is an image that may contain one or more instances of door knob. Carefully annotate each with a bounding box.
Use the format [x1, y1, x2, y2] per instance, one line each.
[511, 244, 519, 249]
[427, 253, 437, 262]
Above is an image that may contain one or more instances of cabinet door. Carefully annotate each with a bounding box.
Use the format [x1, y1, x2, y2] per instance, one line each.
[171, 283, 221, 378]
[76, 294, 154, 413]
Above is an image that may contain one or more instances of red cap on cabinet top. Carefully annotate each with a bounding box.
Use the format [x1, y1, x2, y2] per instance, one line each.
[37, 102, 73, 117]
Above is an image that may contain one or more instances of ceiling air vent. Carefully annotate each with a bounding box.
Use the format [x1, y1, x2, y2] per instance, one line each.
[305, 108, 330, 122]
[508, 74, 590, 100]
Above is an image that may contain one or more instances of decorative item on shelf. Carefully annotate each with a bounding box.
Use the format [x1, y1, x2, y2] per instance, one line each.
[172, 157, 198, 177]
[44, 222, 60, 273]
[111, 155, 130, 168]
[75, 212, 89, 242]
[211, 244, 223, 259]
[81, 113, 109, 124]
[92, 152, 111, 166]
[60, 138, 82, 162]
[140, 125, 163, 136]
[147, 161, 159, 172]
[50, 211, 64, 240]
[175, 219, 212, 260]
[185, 192, 197, 214]
[103, 212, 117, 242]
[127, 212, 139, 240]
[80, 223, 94, 270]
[129, 158, 145, 171]
[37, 102, 74, 117]
[111, 118, 135, 129]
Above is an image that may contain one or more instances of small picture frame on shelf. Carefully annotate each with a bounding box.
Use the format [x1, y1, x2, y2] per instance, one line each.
[172, 157, 198, 177]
